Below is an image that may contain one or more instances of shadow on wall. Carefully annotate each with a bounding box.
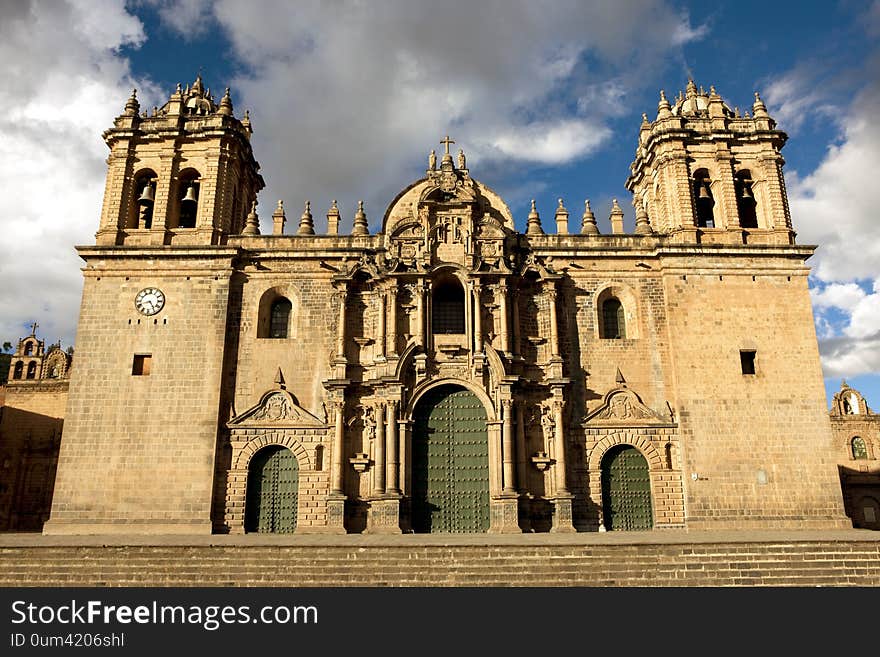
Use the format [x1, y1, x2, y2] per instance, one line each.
[0, 406, 62, 532]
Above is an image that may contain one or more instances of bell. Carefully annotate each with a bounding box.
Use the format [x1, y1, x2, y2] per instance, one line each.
[741, 184, 753, 199]
[137, 183, 155, 206]
[698, 181, 710, 199]
[181, 184, 198, 205]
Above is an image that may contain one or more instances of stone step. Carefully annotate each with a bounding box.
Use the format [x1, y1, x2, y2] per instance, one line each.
[2, 541, 878, 586]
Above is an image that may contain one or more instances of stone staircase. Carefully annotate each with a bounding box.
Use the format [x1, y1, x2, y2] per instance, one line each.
[2, 539, 879, 586]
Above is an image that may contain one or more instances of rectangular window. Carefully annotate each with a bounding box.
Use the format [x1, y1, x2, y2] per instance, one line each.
[132, 354, 152, 376]
[740, 350, 756, 375]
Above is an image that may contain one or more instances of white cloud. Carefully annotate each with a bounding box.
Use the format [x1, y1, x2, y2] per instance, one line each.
[490, 120, 612, 165]
[198, 0, 706, 231]
[810, 282, 866, 312]
[763, 69, 839, 134]
[790, 83, 880, 283]
[0, 1, 706, 347]
[144, 0, 213, 39]
[0, 0, 149, 346]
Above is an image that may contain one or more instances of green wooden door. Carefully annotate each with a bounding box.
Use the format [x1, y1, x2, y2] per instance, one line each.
[412, 386, 489, 533]
[601, 445, 653, 531]
[245, 446, 299, 533]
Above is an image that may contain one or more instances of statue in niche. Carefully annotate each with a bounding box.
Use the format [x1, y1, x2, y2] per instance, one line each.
[541, 404, 555, 439]
[429, 149, 436, 170]
[457, 148, 466, 169]
[362, 406, 376, 442]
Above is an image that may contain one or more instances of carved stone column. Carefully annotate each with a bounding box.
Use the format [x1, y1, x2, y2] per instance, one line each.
[330, 401, 345, 495]
[335, 283, 347, 360]
[511, 286, 521, 359]
[473, 280, 483, 354]
[386, 399, 400, 494]
[489, 394, 522, 534]
[498, 281, 509, 355]
[502, 399, 516, 494]
[416, 280, 426, 347]
[326, 399, 347, 533]
[373, 402, 386, 496]
[547, 283, 560, 359]
[551, 397, 575, 533]
[367, 399, 401, 534]
[388, 282, 398, 357]
[514, 400, 527, 493]
[377, 289, 387, 358]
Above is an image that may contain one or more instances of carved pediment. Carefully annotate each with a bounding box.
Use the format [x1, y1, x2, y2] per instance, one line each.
[519, 253, 560, 279]
[229, 389, 325, 427]
[584, 386, 671, 426]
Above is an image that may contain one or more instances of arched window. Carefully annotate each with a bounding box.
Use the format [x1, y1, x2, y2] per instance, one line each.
[13, 361, 23, 379]
[735, 170, 758, 228]
[692, 169, 715, 228]
[432, 277, 465, 334]
[602, 298, 626, 339]
[132, 170, 157, 230]
[26, 361, 37, 379]
[269, 298, 292, 338]
[24, 342, 33, 356]
[176, 169, 200, 229]
[851, 436, 868, 460]
[842, 397, 853, 414]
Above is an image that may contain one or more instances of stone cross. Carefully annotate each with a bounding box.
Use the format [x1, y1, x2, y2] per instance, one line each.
[30, 321, 38, 335]
[440, 135, 455, 155]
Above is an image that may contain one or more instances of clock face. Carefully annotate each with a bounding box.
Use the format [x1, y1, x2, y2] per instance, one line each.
[135, 287, 165, 316]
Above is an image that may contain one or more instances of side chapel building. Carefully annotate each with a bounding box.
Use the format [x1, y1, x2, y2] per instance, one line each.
[30, 76, 856, 535]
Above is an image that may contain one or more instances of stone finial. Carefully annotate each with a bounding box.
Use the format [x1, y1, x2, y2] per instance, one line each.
[709, 85, 717, 97]
[272, 200, 286, 235]
[352, 200, 369, 236]
[580, 199, 599, 235]
[218, 87, 233, 116]
[609, 198, 625, 235]
[615, 367, 626, 385]
[525, 199, 544, 235]
[634, 201, 652, 235]
[752, 91, 769, 118]
[274, 367, 286, 387]
[124, 89, 139, 116]
[242, 109, 251, 132]
[641, 112, 649, 126]
[297, 200, 315, 235]
[242, 201, 260, 236]
[554, 198, 569, 234]
[657, 89, 672, 119]
[686, 78, 697, 97]
[326, 199, 340, 235]
[192, 73, 204, 96]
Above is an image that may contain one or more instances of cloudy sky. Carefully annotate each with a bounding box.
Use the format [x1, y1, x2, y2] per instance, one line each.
[1, 0, 878, 408]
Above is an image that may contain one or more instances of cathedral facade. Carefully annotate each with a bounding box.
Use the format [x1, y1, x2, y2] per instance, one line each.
[40, 77, 850, 535]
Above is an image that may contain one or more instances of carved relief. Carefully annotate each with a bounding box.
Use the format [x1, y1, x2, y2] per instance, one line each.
[252, 393, 298, 421]
[584, 387, 669, 425]
[228, 389, 325, 427]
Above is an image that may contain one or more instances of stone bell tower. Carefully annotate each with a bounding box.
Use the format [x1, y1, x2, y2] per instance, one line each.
[95, 75, 264, 246]
[626, 80, 792, 244]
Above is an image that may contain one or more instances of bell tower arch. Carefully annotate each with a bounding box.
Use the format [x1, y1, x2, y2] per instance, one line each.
[96, 77, 264, 247]
[626, 80, 793, 244]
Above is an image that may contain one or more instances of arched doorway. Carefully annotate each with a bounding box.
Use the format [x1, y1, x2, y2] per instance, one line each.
[245, 445, 299, 533]
[411, 385, 489, 533]
[601, 445, 653, 531]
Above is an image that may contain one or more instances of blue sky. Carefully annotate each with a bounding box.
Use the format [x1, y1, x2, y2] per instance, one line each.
[1, 0, 879, 409]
